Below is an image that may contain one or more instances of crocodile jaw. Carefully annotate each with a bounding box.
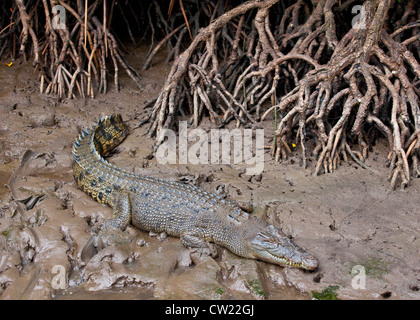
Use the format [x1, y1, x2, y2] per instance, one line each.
[246, 225, 319, 270]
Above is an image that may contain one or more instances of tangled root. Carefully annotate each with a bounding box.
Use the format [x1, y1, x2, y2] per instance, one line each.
[142, 0, 419, 189]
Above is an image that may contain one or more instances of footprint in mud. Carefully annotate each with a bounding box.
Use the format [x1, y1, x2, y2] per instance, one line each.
[0, 149, 78, 298]
[79, 227, 134, 264]
[18, 194, 46, 211]
[1, 223, 37, 267]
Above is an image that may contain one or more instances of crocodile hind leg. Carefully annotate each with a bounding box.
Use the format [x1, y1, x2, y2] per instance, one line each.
[81, 193, 132, 262]
[100, 192, 132, 231]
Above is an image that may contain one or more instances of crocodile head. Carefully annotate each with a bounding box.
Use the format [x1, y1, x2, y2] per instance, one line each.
[243, 222, 319, 270]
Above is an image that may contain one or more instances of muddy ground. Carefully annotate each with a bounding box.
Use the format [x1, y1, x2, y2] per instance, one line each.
[0, 47, 419, 300]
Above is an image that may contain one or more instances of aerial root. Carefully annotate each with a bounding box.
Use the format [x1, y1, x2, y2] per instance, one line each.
[3, 0, 419, 188]
[11, 0, 143, 99]
[143, 0, 419, 188]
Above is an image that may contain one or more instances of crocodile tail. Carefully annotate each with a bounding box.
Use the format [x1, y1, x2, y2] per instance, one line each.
[93, 114, 129, 156]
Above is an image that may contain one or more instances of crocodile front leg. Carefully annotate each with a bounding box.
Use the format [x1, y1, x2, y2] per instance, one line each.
[180, 232, 211, 248]
[180, 230, 218, 261]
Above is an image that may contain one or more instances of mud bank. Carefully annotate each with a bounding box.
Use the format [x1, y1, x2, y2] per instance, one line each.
[0, 47, 419, 300]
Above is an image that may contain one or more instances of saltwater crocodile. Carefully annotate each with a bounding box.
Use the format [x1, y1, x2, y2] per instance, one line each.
[72, 114, 319, 270]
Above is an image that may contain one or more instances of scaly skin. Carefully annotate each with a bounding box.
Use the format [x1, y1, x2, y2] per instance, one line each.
[73, 114, 319, 270]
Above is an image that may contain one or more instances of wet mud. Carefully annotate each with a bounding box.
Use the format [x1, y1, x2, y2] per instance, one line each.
[0, 47, 419, 300]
